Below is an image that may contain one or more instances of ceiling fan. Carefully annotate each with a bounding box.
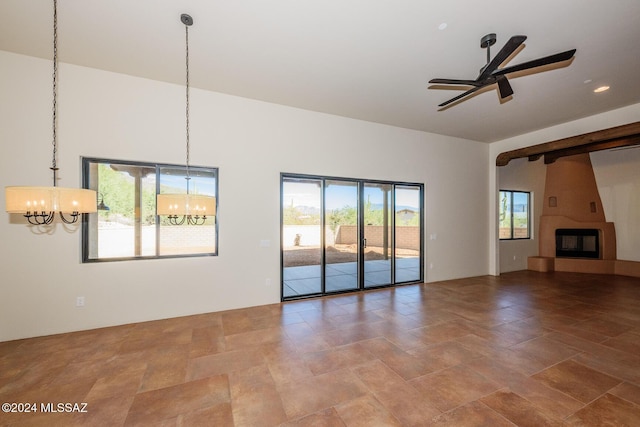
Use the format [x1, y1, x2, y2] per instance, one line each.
[429, 33, 576, 107]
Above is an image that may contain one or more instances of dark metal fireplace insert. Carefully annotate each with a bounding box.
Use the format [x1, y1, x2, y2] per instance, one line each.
[555, 228, 600, 259]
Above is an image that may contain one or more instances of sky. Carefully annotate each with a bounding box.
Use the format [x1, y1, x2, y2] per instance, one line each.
[283, 180, 421, 211]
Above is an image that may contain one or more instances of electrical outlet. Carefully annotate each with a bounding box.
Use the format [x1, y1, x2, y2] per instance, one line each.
[76, 296, 85, 307]
[265, 278, 271, 286]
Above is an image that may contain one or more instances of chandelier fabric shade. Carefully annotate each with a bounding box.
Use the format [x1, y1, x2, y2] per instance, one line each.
[156, 193, 216, 217]
[5, 186, 97, 214]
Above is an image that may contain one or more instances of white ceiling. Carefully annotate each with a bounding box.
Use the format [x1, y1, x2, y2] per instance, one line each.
[1, 0, 639, 142]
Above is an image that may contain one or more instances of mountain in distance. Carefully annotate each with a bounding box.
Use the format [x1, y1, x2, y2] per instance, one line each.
[293, 204, 418, 214]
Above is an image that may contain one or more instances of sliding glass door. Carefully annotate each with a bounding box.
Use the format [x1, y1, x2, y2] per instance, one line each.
[282, 174, 423, 300]
[282, 177, 322, 298]
[394, 185, 422, 283]
[325, 180, 360, 293]
[363, 183, 392, 288]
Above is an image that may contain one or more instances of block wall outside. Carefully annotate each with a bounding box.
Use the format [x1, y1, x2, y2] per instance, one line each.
[335, 225, 420, 251]
[96, 223, 216, 256]
[499, 227, 530, 239]
[159, 225, 216, 253]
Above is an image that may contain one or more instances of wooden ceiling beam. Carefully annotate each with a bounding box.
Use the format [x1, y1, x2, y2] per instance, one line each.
[543, 135, 640, 164]
[496, 121, 640, 166]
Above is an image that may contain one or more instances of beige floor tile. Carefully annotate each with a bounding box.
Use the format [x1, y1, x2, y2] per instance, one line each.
[566, 393, 640, 426]
[601, 330, 640, 355]
[609, 382, 640, 406]
[532, 359, 622, 403]
[481, 389, 566, 426]
[186, 348, 265, 380]
[302, 342, 376, 375]
[124, 375, 230, 425]
[358, 337, 433, 380]
[430, 400, 514, 426]
[410, 365, 501, 412]
[334, 394, 404, 426]
[280, 408, 347, 426]
[278, 369, 368, 420]
[353, 359, 440, 425]
[229, 364, 287, 426]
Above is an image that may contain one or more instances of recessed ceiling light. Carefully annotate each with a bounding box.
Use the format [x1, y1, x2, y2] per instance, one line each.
[583, 79, 592, 84]
[594, 86, 610, 93]
[438, 23, 448, 30]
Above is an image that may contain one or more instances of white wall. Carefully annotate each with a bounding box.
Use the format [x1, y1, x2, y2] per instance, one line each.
[0, 51, 490, 341]
[489, 103, 640, 273]
[591, 148, 640, 261]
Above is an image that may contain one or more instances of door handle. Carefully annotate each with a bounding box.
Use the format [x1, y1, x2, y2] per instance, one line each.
[362, 238, 367, 248]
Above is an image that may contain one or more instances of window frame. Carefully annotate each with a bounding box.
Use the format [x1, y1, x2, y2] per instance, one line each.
[499, 190, 531, 240]
[81, 157, 218, 263]
[280, 172, 424, 300]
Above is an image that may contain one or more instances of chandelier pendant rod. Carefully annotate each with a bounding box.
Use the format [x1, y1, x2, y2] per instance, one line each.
[184, 14, 191, 195]
[51, 0, 59, 187]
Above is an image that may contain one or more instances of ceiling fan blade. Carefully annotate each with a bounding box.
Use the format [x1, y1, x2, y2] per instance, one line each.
[478, 35, 527, 81]
[438, 85, 484, 107]
[493, 49, 576, 76]
[497, 76, 513, 99]
[429, 78, 479, 86]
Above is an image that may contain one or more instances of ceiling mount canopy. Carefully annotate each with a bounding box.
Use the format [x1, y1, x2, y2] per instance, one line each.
[429, 33, 576, 108]
[4, 0, 96, 225]
[156, 13, 216, 226]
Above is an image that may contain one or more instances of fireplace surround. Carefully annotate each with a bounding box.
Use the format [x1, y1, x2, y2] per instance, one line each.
[528, 153, 623, 275]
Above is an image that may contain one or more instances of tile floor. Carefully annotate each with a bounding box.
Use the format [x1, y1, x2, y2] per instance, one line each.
[2, 270, 640, 426]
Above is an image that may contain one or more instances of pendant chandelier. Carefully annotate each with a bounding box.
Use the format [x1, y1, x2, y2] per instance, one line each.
[156, 14, 216, 226]
[4, 0, 96, 225]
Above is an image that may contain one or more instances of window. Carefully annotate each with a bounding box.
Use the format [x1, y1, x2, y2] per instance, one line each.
[499, 190, 530, 240]
[82, 158, 218, 262]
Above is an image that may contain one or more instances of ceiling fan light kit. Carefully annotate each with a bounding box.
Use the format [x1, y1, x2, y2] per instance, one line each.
[429, 33, 576, 108]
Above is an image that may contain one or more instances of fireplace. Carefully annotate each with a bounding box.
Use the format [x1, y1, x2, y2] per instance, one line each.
[555, 229, 599, 259]
[527, 154, 619, 275]
[521, 148, 639, 278]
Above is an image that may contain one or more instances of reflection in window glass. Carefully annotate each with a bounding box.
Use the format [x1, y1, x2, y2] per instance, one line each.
[158, 166, 217, 256]
[82, 158, 217, 262]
